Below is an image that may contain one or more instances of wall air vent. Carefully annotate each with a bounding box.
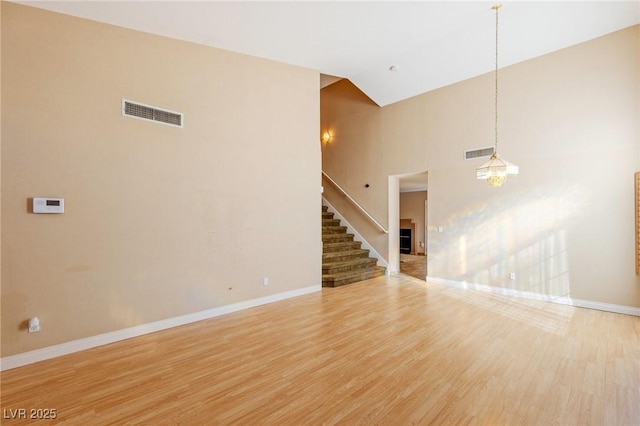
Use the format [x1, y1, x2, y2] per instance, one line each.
[122, 99, 183, 128]
[464, 146, 494, 160]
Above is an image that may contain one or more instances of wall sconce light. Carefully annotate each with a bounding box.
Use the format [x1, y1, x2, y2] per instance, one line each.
[321, 131, 332, 143]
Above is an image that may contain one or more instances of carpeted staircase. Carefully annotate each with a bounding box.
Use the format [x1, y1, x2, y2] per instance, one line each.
[322, 205, 386, 287]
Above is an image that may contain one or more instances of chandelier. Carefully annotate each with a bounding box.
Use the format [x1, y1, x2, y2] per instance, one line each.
[476, 4, 519, 187]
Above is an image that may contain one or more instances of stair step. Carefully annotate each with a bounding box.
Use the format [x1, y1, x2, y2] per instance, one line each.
[322, 257, 377, 274]
[322, 233, 355, 243]
[322, 218, 341, 227]
[322, 225, 348, 234]
[322, 266, 386, 287]
[322, 241, 362, 252]
[321, 205, 385, 288]
[322, 248, 370, 263]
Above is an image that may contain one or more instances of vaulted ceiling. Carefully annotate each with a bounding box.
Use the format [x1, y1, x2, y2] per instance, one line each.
[15, 1, 640, 107]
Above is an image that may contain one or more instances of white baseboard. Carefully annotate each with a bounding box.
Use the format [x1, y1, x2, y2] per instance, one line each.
[0, 285, 322, 371]
[427, 276, 640, 317]
[322, 198, 389, 269]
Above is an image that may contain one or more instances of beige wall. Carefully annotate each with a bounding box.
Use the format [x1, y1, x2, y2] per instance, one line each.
[0, 1, 3, 328]
[321, 83, 389, 259]
[1, 3, 321, 357]
[400, 191, 427, 255]
[322, 25, 640, 307]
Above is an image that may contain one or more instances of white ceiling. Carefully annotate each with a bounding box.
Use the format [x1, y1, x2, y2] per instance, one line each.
[15, 1, 640, 106]
[399, 172, 429, 193]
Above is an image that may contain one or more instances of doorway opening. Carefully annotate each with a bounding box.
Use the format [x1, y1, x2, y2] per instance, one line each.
[388, 172, 428, 281]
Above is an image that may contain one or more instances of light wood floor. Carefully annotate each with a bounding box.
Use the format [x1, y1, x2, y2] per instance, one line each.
[2, 275, 639, 425]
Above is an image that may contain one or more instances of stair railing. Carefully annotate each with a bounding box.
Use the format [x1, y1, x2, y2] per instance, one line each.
[322, 171, 389, 234]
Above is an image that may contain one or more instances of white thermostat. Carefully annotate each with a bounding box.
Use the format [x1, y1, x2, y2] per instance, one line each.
[33, 197, 64, 214]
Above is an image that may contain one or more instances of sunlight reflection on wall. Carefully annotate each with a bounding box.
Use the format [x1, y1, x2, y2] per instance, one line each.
[432, 184, 589, 301]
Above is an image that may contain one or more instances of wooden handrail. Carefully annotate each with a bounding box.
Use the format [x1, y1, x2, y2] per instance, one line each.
[322, 171, 389, 234]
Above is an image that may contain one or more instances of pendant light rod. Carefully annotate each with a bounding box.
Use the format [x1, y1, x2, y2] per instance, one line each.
[493, 3, 501, 154]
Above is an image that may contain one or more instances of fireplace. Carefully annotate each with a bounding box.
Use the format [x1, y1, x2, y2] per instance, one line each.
[400, 228, 411, 254]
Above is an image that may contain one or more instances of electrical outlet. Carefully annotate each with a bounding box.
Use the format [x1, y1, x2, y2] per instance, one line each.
[263, 277, 269, 286]
[509, 272, 516, 280]
[28, 317, 40, 333]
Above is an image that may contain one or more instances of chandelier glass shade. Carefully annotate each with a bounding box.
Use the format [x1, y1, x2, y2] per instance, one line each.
[476, 153, 519, 188]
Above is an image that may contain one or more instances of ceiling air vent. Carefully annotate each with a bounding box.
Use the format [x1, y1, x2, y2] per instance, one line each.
[122, 99, 183, 128]
[464, 146, 494, 160]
